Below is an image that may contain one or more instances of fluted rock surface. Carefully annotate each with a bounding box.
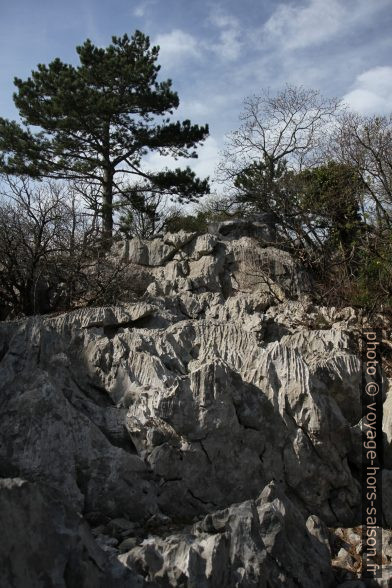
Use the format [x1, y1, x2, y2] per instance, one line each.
[0, 226, 390, 587]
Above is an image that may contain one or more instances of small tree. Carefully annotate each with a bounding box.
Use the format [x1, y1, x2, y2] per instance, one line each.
[233, 158, 293, 219]
[297, 162, 364, 270]
[0, 31, 209, 244]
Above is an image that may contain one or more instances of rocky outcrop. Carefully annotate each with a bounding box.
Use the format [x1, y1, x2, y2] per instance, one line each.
[119, 481, 334, 587]
[0, 478, 141, 587]
[0, 227, 390, 586]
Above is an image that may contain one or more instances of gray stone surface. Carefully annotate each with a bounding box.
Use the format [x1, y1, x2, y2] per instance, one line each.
[0, 225, 390, 586]
[0, 478, 141, 587]
[119, 482, 334, 587]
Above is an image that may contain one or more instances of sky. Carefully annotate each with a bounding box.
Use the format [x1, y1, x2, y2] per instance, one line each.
[0, 0, 391, 184]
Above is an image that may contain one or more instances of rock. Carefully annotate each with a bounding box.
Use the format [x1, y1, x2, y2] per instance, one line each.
[92, 524, 108, 536]
[123, 231, 196, 267]
[119, 482, 334, 587]
[306, 514, 332, 558]
[119, 537, 139, 553]
[336, 547, 356, 568]
[186, 233, 218, 260]
[207, 214, 277, 242]
[256, 482, 334, 587]
[0, 478, 141, 587]
[95, 533, 120, 554]
[336, 582, 367, 588]
[227, 238, 311, 298]
[107, 518, 138, 538]
[379, 567, 392, 587]
[383, 470, 392, 527]
[145, 512, 172, 529]
[0, 223, 391, 585]
[0, 322, 158, 522]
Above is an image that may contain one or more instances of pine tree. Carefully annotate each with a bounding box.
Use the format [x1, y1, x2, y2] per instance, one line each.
[0, 31, 209, 244]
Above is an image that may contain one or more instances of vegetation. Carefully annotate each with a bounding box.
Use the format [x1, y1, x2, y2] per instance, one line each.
[217, 86, 392, 312]
[0, 31, 209, 245]
[0, 35, 391, 317]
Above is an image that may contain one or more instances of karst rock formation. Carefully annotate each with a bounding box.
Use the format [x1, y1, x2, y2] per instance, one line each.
[1, 219, 391, 587]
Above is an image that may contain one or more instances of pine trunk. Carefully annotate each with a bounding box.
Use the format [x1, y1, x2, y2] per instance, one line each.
[102, 167, 113, 248]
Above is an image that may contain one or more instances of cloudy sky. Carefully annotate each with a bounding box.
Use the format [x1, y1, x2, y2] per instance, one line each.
[0, 0, 391, 182]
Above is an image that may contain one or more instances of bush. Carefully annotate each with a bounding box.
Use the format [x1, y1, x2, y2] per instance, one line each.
[165, 212, 209, 234]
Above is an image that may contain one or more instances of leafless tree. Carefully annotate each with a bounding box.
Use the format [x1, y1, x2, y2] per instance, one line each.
[0, 177, 98, 316]
[217, 85, 342, 184]
[0, 176, 157, 317]
[194, 194, 239, 219]
[329, 111, 392, 227]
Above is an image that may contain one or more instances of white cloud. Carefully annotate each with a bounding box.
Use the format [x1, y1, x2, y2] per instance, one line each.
[343, 66, 392, 115]
[215, 28, 242, 61]
[154, 29, 201, 68]
[208, 7, 242, 61]
[141, 136, 219, 186]
[179, 93, 233, 119]
[133, 6, 144, 17]
[209, 10, 238, 31]
[153, 9, 243, 73]
[132, 0, 157, 18]
[142, 151, 178, 175]
[179, 99, 211, 118]
[263, 0, 343, 50]
[262, 0, 390, 52]
[191, 136, 220, 180]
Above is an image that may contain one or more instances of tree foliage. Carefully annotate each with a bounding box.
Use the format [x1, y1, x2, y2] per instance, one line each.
[298, 161, 363, 259]
[0, 177, 148, 317]
[0, 31, 209, 243]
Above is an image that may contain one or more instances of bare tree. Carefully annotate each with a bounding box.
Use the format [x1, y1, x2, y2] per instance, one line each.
[215, 86, 343, 250]
[330, 111, 392, 226]
[0, 177, 96, 316]
[0, 176, 159, 317]
[218, 85, 341, 184]
[194, 194, 239, 219]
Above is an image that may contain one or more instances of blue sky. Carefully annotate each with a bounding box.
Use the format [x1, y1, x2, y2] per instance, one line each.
[1, 0, 392, 181]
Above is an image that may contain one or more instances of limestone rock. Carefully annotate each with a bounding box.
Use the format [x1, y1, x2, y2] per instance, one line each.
[119, 482, 334, 587]
[0, 478, 141, 587]
[0, 224, 390, 586]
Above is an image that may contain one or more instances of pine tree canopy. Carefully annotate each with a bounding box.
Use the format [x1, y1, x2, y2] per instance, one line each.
[0, 30, 210, 241]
